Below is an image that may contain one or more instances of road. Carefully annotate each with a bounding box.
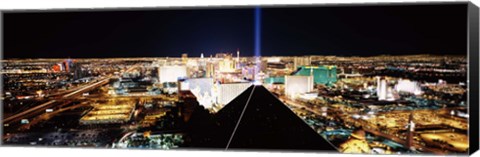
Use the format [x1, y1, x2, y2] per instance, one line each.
[18, 102, 90, 131]
[46, 77, 106, 97]
[2, 64, 141, 125]
[2, 100, 57, 124]
[2, 78, 109, 124]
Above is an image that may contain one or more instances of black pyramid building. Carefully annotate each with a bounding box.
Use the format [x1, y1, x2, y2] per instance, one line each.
[215, 85, 338, 151]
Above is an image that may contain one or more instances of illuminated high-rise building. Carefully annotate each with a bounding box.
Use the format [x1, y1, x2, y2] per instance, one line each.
[235, 49, 241, 69]
[197, 53, 207, 75]
[294, 65, 337, 85]
[375, 77, 398, 101]
[285, 75, 314, 99]
[158, 65, 187, 83]
[253, 56, 263, 83]
[377, 79, 387, 100]
[63, 59, 74, 72]
[242, 66, 256, 80]
[386, 87, 396, 101]
[52, 63, 63, 72]
[73, 63, 85, 80]
[293, 56, 311, 70]
[206, 62, 215, 78]
[376, 76, 381, 96]
[236, 49, 240, 62]
[182, 53, 188, 65]
[218, 54, 236, 73]
[395, 79, 423, 95]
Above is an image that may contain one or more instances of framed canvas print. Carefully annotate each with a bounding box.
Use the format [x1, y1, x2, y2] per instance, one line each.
[1, 1, 479, 156]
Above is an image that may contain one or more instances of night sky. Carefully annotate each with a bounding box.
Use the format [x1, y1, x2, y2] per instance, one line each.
[3, 3, 468, 59]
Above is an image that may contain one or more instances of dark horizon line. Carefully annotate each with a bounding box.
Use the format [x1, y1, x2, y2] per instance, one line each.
[1, 53, 467, 60]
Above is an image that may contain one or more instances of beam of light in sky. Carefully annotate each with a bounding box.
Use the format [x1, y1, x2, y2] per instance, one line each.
[254, 7, 261, 57]
[253, 7, 262, 83]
